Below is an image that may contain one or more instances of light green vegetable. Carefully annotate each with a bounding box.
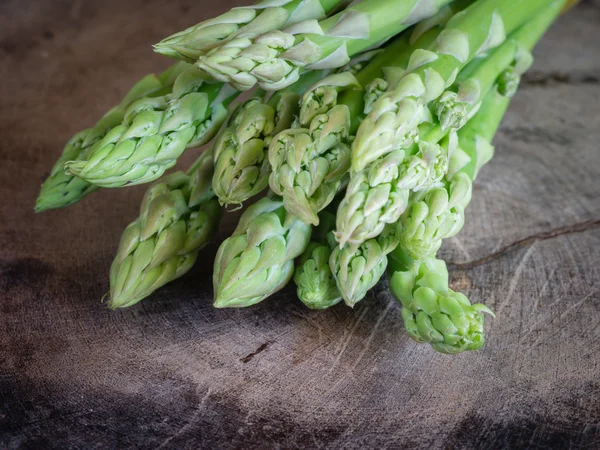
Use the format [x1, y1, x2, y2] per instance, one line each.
[197, 0, 454, 91]
[330, 222, 400, 307]
[212, 70, 326, 208]
[35, 63, 189, 211]
[213, 196, 312, 308]
[154, 0, 346, 62]
[65, 68, 240, 188]
[109, 149, 222, 309]
[388, 255, 494, 354]
[352, 0, 556, 172]
[335, 0, 559, 248]
[387, 3, 566, 353]
[294, 210, 342, 309]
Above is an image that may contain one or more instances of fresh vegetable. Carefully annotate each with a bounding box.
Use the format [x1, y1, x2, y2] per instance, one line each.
[35, 63, 189, 211]
[196, 0, 455, 91]
[154, 0, 347, 62]
[36, 0, 572, 354]
[213, 196, 312, 308]
[65, 68, 239, 188]
[109, 149, 222, 308]
[294, 211, 342, 309]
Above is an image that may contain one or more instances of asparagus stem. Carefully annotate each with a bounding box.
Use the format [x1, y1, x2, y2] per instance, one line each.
[212, 70, 328, 208]
[352, 0, 562, 172]
[294, 209, 342, 309]
[213, 196, 312, 308]
[386, 3, 566, 353]
[154, 0, 345, 62]
[65, 68, 240, 188]
[389, 255, 494, 354]
[330, 221, 400, 307]
[35, 63, 190, 212]
[109, 148, 222, 309]
[196, 0, 454, 91]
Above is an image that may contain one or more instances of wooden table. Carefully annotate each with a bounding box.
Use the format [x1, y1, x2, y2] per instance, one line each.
[1, 1, 599, 448]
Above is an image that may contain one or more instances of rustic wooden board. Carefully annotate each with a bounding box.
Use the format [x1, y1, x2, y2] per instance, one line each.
[1, 0, 599, 448]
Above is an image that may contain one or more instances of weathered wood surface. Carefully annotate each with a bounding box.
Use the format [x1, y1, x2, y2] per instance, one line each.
[1, 0, 599, 448]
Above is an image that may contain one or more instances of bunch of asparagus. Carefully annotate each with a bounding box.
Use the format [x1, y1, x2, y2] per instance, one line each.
[37, 0, 571, 354]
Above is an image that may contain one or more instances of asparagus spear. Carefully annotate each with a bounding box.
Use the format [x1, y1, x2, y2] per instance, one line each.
[293, 211, 342, 309]
[397, 2, 563, 261]
[109, 149, 222, 309]
[35, 63, 189, 211]
[352, 0, 558, 172]
[267, 73, 358, 225]
[268, 32, 425, 226]
[294, 204, 399, 308]
[65, 67, 240, 188]
[212, 70, 327, 208]
[196, 0, 455, 91]
[154, 0, 346, 62]
[388, 4, 566, 353]
[386, 91, 512, 352]
[330, 221, 400, 307]
[213, 196, 312, 308]
[335, 1, 558, 248]
[388, 255, 493, 354]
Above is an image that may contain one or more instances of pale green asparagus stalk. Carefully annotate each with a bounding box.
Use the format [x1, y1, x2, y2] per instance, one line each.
[387, 3, 566, 353]
[109, 148, 222, 309]
[65, 67, 240, 188]
[386, 91, 511, 352]
[294, 210, 342, 309]
[352, 0, 558, 172]
[268, 2, 470, 228]
[154, 0, 346, 62]
[397, 2, 564, 261]
[213, 195, 312, 308]
[35, 63, 189, 211]
[330, 221, 400, 307]
[268, 31, 431, 226]
[267, 73, 358, 225]
[388, 254, 494, 354]
[335, 0, 558, 248]
[212, 70, 327, 208]
[196, 0, 454, 91]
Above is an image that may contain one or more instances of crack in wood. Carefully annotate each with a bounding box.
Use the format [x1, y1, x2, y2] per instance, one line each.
[240, 342, 270, 364]
[521, 71, 600, 88]
[449, 219, 600, 270]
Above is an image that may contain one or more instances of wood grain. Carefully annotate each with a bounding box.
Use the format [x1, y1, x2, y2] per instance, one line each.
[1, 0, 599, 448]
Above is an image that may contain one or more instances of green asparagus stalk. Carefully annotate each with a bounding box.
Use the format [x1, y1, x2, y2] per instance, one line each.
[386, 91, 511, 352]
[397, 2, 564, 261]
[154, 0, 346, 63]
[352, 0, 559, 172]
[196, 0, 455, 91]
[294, 211, 342, 309]
[213, 196, 312, 308]
[335, 1, 559, 248]
[212, 70, 327, 209]
[109, 149, 222, 309]
[388, 255, 493, 354]
[65, 67, 240, 188]
[267, 73, 358, 225]
[268, 31, 426, 226]
[387, 4, 566, 353]
[330, 221, 400, 307]
[35, 63, 189, 211]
